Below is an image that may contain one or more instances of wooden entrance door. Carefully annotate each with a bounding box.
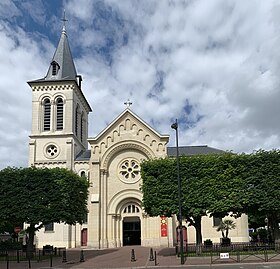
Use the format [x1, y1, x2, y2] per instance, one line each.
[81, 228, 87, 246]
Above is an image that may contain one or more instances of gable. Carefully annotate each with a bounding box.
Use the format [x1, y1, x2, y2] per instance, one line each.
[88, 109, 169, 158]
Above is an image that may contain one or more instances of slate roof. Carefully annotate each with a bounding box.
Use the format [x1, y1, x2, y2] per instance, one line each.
[27, 26, 92, 112]
[167, 145, 225, 157]
[30, 26, 77, 82]
[44, 27, 77, 81]
[75, 150, 91, 161]
[75, 145, 225, 161]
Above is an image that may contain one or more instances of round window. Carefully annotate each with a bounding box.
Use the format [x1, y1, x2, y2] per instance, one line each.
[118, 158, 141, 183]
[45, 144, 59, 159]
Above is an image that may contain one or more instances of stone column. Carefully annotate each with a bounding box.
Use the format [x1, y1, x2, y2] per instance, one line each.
[111, 214, 119, 248]
[87, 159, 101, 248]
[100, 169, 108, 248]
[115, 214, 121, 247]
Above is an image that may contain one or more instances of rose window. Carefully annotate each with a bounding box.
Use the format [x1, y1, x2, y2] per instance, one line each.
[118, 159, 140, 183]
[46, 144, 59, 158]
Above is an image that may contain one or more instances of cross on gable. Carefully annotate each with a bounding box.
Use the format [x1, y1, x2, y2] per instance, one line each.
[124, 99, 132, 108]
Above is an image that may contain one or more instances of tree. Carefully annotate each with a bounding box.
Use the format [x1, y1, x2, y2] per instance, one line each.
[216, 219, 236, 238]
[141, 149, 280, 244]
[0, 220, 23, 242]
[0, 167, 89, 256]
[141, 153, 245, 245]
[244, 150, 280, 242]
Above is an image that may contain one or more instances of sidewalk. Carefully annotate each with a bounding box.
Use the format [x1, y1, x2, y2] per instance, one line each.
[1, 246, 279, 269]
[0, 246, 209, 269]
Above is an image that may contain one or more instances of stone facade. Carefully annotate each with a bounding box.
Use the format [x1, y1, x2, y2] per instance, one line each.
[27, 26, 249, 249]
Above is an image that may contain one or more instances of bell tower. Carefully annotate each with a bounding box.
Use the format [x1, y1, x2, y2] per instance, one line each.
[27, 23, 92, 169]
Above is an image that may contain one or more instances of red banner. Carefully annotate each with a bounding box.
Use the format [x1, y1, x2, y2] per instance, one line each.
[160, 216, 168, 237]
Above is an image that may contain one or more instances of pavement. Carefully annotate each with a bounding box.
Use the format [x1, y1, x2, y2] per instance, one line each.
[1, 246, 280, 269]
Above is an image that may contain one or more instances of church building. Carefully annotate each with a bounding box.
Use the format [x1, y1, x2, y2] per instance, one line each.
[27, 24, 249, 249]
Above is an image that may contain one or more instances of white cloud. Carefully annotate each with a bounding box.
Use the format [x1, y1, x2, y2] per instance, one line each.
[0, 20, 53, 168]
[1, 0, 280, 168]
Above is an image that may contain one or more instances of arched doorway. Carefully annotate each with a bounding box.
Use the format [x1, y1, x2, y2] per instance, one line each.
[123, 216, 141, 246]
[108, 195, 143, 247]
[81, 228, 87, 246]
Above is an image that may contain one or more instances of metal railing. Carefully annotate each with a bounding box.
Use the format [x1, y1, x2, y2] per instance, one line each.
[175, 242, 280, 264]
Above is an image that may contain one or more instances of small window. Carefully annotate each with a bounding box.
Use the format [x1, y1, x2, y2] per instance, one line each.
[51, 61, 60, 76]
[75, 105, 79, 136]
[80, 171, 86, 177]
[56, 98, 63, 130]
[43, 98, 51, 131]
[45, 223, 54, 232]
[45, 144, 59, 158]
[80, 112, 84, 142]
[213, 217, 222, 227]
[52, 65, 57, 76]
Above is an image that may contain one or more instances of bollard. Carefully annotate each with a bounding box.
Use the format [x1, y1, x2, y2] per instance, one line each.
[149, 248, 154, 261]
[28, 257, 31, 268]
[17, 249, 20, 263]
[131, 249, 136, 262]
[80, 250, 85, 262]
[50, 252, 53, 268]
[37, 249, 41, 262]
[6, 252, 9, 269]
[154, 251, 157, 266]
[62, 250, 67, 263]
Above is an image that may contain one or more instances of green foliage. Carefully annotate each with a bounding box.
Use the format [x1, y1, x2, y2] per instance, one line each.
[0, 240, 22, 250]
[0, 166, 89, 255]
[141, 149, 280, 244]
[216, 219, 236, 238]
[244, 150, 280, 242]
[141, 158, 178, 217]
[0, 166, 89, 228]
[0, 220, 22, 235]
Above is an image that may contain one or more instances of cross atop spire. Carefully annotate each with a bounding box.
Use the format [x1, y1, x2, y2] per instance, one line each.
[43, 10, 77, 81]
[61, 10, 68, 32]
[124, 99, 132, 108]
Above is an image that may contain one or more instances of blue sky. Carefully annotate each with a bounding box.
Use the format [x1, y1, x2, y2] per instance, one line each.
[1, 0, 280, 168]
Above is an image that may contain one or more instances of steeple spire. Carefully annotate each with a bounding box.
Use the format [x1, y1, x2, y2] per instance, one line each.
[44, 11, 77, 81]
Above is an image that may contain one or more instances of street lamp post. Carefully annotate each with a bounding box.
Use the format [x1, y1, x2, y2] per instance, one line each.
[171, 119, 184, 265]
[265, 217, 269, 244]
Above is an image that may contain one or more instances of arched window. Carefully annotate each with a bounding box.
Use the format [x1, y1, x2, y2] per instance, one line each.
[75, 105, 79, 136]
[123, 204, 140, 214]
[43, 98, 51, 131]
[80, 112, 84, 142]
[80, 170, 89, 181]
[56, 97, 63, 130]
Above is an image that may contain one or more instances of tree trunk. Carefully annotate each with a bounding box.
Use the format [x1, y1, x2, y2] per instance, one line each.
[194, 216, 202, 245]
[225, 229, 229, 238]
[193, 216, 202, 255]
[26, 224, 36, 259]
[271, 212, 280, 242]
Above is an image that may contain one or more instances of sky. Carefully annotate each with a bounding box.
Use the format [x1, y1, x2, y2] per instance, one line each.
[1, 0, 280, 169]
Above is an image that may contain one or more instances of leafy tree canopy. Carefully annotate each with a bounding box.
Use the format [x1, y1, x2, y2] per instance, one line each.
[0, 166, 89, 255]
[0, 166, 89, 229]
[141, 150, 280, 244]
